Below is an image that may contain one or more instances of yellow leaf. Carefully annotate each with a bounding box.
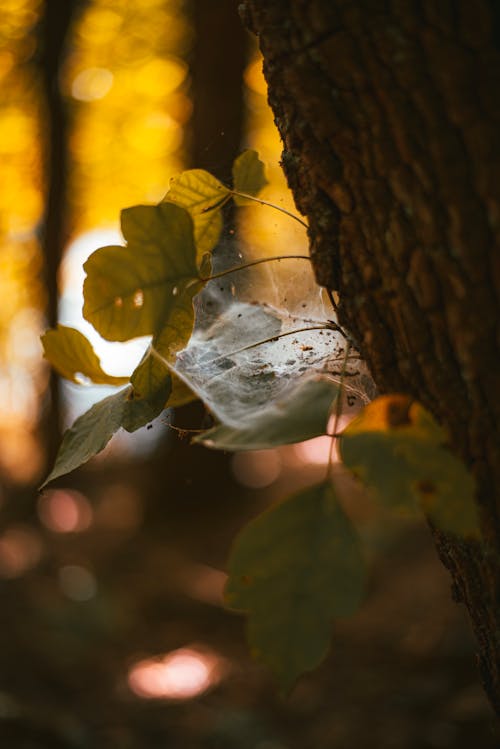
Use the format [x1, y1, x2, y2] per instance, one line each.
[41, 325, 129, 386]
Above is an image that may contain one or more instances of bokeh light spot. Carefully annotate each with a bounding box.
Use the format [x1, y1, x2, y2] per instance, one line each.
[71, 67, 114, 101]
[0, 525, 42, 578]
[293, 436, 333, 466]
[232, 450, 282, 489]
[38, 488, 93, 533]
[59, 565, 97, 601]
[128, 647, 225, 701]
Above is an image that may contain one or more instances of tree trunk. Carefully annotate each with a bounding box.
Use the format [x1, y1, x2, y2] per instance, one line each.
[241, 0, 500, 713]
[38, 0, 83, 471]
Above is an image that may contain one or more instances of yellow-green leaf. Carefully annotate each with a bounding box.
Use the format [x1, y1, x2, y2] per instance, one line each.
[165, 169, 229, 213]
[340, 395, 479, 537]
[232, 149, 268, 206]
[83, 202, 200, 342]
[41, 325, 129, 386]
[191, 208, 223, 260]
[124, 352, 172, 433]
[168, 373, 197, 408]
[127, 277, 203, 414]
[164, 170, 227, 260]
[225, 482, 364, 691]
[130, 352, 196, 420]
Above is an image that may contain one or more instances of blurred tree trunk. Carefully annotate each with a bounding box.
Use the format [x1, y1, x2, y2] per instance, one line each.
[38, 0, 83, 470]
[189, 0, 248, 178]
[242, 0, 500, 713]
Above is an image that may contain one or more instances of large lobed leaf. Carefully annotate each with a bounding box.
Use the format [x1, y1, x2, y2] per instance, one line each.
[225, 482, 365, 691]
[83, 202, 201, 342]
[340, 395, 479, 537]
[41, 325, 129, 386]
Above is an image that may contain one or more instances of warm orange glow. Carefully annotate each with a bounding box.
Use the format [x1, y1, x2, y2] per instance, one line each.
[0, 525, 43, 578]
[38, 488, 93, 533]
[294, 436, 333, 466]
[71, 66, 114, 101]
[243, 57, 267, 97]
[128, 647, 225, 700]
[64, 0, 191, 230]
[240, 49, 318, 316]
[232, 450, 282, 489]
[0, 426, 44, 484]
[0, 1, 45, 482]
[179, 563, 227, 607]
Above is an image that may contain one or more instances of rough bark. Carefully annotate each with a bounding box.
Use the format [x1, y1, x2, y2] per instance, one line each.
[241, 0, 500, 713]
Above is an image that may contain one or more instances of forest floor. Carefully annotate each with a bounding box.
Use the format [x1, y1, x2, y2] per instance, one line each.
[0, 435, 497, 749]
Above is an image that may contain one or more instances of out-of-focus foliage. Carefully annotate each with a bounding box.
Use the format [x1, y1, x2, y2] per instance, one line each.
[0, 1, 45, 482]
[64, 0, 192, 231]
[340, 396, 480, 538]
[232, 148, 268, 204]
[225, 482, 364, 691]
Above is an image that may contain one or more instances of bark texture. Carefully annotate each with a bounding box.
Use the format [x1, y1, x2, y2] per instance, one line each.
[242, 0, 500, 712]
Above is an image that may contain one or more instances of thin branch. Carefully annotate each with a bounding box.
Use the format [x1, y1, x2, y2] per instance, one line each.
[230, 189, 309, 228]
[326, 343, 352, 478]
[200, 254, 311, 282]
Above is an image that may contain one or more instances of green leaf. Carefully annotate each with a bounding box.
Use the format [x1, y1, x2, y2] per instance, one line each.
[128, 286, 202, 414]
[225, 482, 364, 691]
[41, 388, 131, 487]
[124, 354, 172, 433]
[191, 208, 223, 260]
[42, 381, 171, 487]
[164, 171, 226, 260]
[197, 377, 338, 451]
[168, 373, 197, 408]
[83, 202, 200, 342]
[340, 395, 480, 537]
[165, 169, 229, 213]
[41, 325, 129, 385]
[129, 343, 196, 419]
[232, 149, 268, 206]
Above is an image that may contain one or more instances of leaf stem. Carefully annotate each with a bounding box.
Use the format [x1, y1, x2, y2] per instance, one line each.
[230, 190, 309, 228]
[200, 254, 311, 282]
[326, 343, 352, 479]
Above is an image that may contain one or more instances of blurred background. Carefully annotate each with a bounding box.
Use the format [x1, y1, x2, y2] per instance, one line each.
[0, 1, 497, 746]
